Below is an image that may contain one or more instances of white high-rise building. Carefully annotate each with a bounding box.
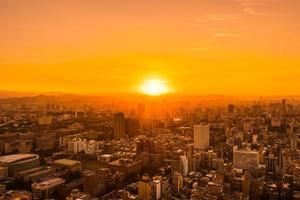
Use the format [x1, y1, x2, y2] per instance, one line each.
[180, 155, 188, 177]
[193, 124, 209, 150]
[153, 179, 162, 200]
[67, 138, 101, 155]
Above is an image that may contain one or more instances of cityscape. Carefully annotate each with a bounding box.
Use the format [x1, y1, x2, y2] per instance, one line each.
[0, 96, 300, 200]
[1, 0, 300, 200]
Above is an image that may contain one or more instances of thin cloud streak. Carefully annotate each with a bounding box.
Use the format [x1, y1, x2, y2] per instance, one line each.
[244, 8, 294, 17]
[213, 33, 241, 38]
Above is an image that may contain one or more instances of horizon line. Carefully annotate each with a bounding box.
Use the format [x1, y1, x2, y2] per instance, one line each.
[0, 89, 300, 99]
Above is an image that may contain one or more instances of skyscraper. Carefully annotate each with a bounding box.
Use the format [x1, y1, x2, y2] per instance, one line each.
[113, 112, 125, 140]
[233, 147, 259, 170]
[228, 104, 235, 114]
[193, 124, 209, 150]
[282, 99, 287, 114]
[153, 179, 162, 200]
[265, 153, 277, 175]
[138, 175, 153, 200]
[172, 172, 183, 193]
[180, 155, 188, 177]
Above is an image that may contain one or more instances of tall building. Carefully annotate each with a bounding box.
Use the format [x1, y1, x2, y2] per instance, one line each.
[265, 154, 277, 175]
[193, 124, 210, 150]
[291, 133, 300, 151]
[233, 147, 259, 170]
[153, 179, 162, 200]
[125, 117, 140, 138]
[282, 99, 286, 114]
[242, 171, 251, 196]
[228, 104, 235, 113]
[138, 175, 153, 200]
[161, 177, 169, 198]
[172, 172, 183, 193]
[180, 155, 188, 177]
[83, 168, 111, 196]
[279, 148, 290, 172]
[113, 112, 125, 140]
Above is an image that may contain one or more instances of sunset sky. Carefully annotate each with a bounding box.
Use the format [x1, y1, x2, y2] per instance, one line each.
[1, 0, 299, 95]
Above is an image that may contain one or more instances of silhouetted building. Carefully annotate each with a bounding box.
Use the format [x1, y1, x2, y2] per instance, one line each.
[228, 104, 235, 114]
[113, 112, 125, 140]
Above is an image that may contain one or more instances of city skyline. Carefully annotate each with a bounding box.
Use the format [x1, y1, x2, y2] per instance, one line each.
[1, 1, 300, 200]
[1, 0, 300, 96]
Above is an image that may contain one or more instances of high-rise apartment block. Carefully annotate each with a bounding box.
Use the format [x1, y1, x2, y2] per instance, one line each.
[233, 147, 259, 170]
[113, 112, 125, 140]
[194, 124, 210, 150]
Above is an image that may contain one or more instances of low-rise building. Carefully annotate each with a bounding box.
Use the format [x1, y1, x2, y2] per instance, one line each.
[52, 159, 82, 172]
[32, 177, 65, 199]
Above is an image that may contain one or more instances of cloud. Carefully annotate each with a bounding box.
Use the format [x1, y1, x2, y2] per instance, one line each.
[213, 33, 241, 37]
[237, 0, 295, 17]
[236, 0, 262, 7]
[244, 8, 294, 17]
[203, 13, 241, 38]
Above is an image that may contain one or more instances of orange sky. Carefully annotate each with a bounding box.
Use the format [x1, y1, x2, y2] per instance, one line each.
[0, 0, 300, 95]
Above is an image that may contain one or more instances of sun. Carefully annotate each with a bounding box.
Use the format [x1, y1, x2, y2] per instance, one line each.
[140, 79, 169, 96]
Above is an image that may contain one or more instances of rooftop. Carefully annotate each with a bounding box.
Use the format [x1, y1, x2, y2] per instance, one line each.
[0, 154, 39, 164]
[108, 159, 141, 167]
[53, 159, 81, 166]
[32, 177, 65, 190]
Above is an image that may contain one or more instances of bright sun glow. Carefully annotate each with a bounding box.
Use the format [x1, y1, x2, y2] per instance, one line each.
[141, 79, 169, 96]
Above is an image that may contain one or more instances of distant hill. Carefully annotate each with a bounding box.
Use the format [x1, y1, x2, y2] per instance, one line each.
[0, 90, 299, 110]
[0, 90, 67, 99]
[0, 92, 134, 109]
